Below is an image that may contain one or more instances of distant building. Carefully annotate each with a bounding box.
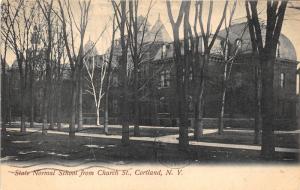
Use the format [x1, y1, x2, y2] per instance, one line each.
[7, 18, 299, 129]
[100, 21, 298, 129]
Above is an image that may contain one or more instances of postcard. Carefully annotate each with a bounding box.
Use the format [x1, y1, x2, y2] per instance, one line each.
[1, 0, 300, 189]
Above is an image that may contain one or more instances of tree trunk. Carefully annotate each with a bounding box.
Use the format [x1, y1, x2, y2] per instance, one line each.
[193, 54, 207, 140]
[193, 99, 199, 140]
[218, 61, 229, 135]
[1, 61, 7, 133]
[42, 70, 49, 135]
[29, 71, 34, 128]
[133, 110, 140, 136]
[8, 72, 11, 128]
[96, 107, 100, 126]
[194, 95, 204, 139]
[261, 53, 275, 159]
[121, 70, 130, 145]
[177, 52, 189, 150]
[69, 70, 77, 137]
[133, 69, 140, 137]
[77, 70, 83, 131]
[49, 81, 54, 130]
[218, 87, 226, 135]
[29, 55, 35, 129]
[20, 75, 26, 133]
[104, 91, 109, 134]
[178, 88, 189, 149]
[254, 62, 262, 144]
[119, 1, 129, 146]
[57, 82, 62, 131]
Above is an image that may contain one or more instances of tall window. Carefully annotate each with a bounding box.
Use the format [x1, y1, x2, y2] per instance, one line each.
[160, 70, 170, 87]
[159, 97, 168, 113]
[161, 44, 167, 58]
[187, 96, 193, 111]
[189, 67, 193, 81]
[112, 75, 119, 87]
[112, 99, 119, 113]
[280, 72, 285, 88]
[235, 39, 242, 49]
[115, 39, 119, 47]
[276, 42, 281, 58]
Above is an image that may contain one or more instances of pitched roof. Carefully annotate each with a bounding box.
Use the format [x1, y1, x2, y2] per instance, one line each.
[145, 15, 172, 43]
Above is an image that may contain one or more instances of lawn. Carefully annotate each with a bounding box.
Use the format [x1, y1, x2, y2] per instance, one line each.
[1, 124, 299, 164]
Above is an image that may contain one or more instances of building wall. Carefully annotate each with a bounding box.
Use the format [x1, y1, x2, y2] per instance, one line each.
[6, 53, 298, 129]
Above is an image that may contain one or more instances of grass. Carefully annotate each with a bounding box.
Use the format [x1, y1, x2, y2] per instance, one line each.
[1, 125, 299, 164]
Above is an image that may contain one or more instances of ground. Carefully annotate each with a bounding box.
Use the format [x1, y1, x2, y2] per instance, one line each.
[1, 122, 299, 165]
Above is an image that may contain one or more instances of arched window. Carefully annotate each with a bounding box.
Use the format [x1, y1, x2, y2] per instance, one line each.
[235, 38, 242, 49]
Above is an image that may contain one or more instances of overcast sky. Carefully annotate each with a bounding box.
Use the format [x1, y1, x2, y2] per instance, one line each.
[4, 0, 300, 65]
[86, 0, 300, 59]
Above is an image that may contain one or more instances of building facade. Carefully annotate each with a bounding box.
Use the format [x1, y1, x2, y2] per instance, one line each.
[7, 19, 299, 130]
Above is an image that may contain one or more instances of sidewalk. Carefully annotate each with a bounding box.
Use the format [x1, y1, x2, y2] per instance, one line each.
[5, 127, 300, 154]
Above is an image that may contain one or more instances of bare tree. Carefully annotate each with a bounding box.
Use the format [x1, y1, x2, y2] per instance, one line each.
[28, 23, 41, 129]
[112, 0, 130, 145]
[103, 16, 117, 135]
[82, 18, 113, 128]
[58, 0, 91, 137]
[0, 2, 13, 132]
[127, 0, 154, 136]
[1, 0, 37, 132]
[51, 18, 65, 131]
[37, 0, 54, 134]
[84, 48, 107, 126]
[245, 0, 288, 159]
[245, 1, 262, 145]
[218, 0, 239, 135]
[191, 0, 228, 140]
[166, 0, 189, 149]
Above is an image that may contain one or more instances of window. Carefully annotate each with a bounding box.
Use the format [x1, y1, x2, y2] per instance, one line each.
[159, 97, 168, 113]
[200, 37, 204, 54]
[112, 75, 119, 87]
[276, 42, 281, 58]
[189, 67, 193, 81]
[115, 39, 119, 47]
[187, 96, 193, 111]
[235, 38, 242, 49]
[280, 73, 285, 88]
[160, 70, 170, 87]
[112, 99, 119, 113]
[161, 44, 167, 58]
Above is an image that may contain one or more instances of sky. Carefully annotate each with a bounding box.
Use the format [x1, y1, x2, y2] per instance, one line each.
[3, 0, 300, 62]
[3, 0, 300, 93]
[84, 0, 300, 59]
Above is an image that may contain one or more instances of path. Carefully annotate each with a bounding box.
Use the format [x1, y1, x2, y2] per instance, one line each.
[5, 126, 300, 154]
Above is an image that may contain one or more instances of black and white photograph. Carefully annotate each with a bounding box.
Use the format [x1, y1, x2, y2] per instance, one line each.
[1, 0, 300, 189]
